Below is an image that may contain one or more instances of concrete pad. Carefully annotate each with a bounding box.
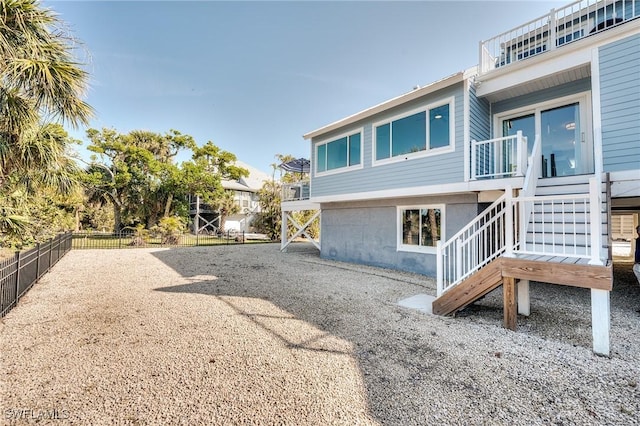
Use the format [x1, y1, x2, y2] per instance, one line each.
[397, 294, 435, 314]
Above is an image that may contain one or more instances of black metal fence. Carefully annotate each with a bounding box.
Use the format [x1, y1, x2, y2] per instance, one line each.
[1, 231, 73, 318]
[71, 230, 269, 250]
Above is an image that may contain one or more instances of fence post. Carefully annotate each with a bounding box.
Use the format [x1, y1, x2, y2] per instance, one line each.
[48, 238, 53, 272]
[36, 243, 41, 280]
[14, 251, 21, 302]
[118, 231, 122, 249]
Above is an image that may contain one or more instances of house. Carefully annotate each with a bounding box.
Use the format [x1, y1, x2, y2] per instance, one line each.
[190, 160, 270, 234]
[284, 0, 640, 356]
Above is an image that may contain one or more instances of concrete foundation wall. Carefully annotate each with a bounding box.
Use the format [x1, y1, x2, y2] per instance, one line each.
[320, 194, 478, 276]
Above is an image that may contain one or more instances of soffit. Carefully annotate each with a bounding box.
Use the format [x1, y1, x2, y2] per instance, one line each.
[480, 64, 592, 103]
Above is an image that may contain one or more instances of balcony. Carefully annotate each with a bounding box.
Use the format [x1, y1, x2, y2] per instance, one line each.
[281, 181, 310, 202]
[471, 132, 528, 181]
[480, 0, 640, 74]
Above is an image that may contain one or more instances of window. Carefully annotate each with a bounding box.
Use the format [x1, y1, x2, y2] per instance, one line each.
[374, 99, 453, 163]
[316, 130, 362, 174]
[397, 205, 443, 253]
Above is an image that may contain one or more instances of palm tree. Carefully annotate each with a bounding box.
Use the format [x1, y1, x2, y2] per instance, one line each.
[214, 190, 240, 233]
[0, 0, 93, 165]
[0, 1, 92, 247]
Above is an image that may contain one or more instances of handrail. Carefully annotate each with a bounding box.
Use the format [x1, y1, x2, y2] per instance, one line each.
[281, 181, 310, 202]
[437, 192, 509, 295]
[470, 131, 528, 180]
[479, 0, 638, 74]
[519, 134, 542, 241]
[512, 178, 601, 260]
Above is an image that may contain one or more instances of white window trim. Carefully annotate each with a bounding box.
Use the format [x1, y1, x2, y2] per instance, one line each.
[372, 97, 455, 167]
[493, 91, 592, 138]
[396, 204, 445, 254]
[494, 91, 593, 174]
[314, 128, 364, 177]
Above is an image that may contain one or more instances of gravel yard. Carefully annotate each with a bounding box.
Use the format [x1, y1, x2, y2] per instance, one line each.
[1, 243, 639, 425]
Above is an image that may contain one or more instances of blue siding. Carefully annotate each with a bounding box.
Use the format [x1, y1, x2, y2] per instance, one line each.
[311, 84, 465, 198]
[599, 33, 640, 173]
[469, 83, 490, 142]
[492, 78, 592, 117]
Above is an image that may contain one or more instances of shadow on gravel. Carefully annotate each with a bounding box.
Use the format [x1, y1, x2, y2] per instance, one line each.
[452, 260, 640, 351]
[150, 243, 450, 424]
[150, 245, 640, 424]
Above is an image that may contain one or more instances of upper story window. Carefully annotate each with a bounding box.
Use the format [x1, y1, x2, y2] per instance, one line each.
[374, 98, 454, 164]
[316, 130, 362, 175]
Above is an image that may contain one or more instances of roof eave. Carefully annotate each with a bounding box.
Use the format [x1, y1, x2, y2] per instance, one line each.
[303, 71, 465, 140]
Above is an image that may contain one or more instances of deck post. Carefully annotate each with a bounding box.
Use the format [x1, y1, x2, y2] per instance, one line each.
[280, 211, 288, 252]
[591, 288, 610, 356]
[588, 177, 603, 265]
[503, 276, 516, 331]
[517, 279, 530, 316]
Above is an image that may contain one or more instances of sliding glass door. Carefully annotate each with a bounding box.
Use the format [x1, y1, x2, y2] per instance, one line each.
[499, 95, 593, 178]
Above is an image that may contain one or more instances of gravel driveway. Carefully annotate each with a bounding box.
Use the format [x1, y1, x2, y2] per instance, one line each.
[1, 243, 639, 425]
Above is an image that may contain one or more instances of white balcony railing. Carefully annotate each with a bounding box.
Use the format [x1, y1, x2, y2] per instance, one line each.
[480, 0, 640, 74]
[471, 131, 528, 180]
[281, 181, 310, 202]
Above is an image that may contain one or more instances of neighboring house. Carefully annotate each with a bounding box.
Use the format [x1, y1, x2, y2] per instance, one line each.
[190, 160, 270, 234]
[284, 0, 640, 355]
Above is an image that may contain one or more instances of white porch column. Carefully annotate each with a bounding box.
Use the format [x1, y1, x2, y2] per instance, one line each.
[517, 279, 530, 316]
[591, 288, 610, 356]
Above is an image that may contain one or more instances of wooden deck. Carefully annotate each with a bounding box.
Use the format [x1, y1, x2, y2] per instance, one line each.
[432, 255, 613, 326]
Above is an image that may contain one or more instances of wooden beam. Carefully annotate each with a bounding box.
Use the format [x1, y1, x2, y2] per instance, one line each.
[501, 258, 612, 290]
[503, 276, 517, 331]
[432, 260, 503, 316]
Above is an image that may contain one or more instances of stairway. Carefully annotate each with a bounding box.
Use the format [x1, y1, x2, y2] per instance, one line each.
[519, 174, 609, 262]
[432, 259, 502, 316]
[434, 173, 611, 316]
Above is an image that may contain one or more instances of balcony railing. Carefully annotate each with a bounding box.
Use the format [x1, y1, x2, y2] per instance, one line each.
[282, 181, 310, 202]
[480, 0, 640, 74]
[471, 131, 528, 180]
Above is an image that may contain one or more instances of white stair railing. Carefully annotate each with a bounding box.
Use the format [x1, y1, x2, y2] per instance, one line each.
[437, 190, 512, 296]
[518, 134, 542, 247]
[514, 176, 602, 262]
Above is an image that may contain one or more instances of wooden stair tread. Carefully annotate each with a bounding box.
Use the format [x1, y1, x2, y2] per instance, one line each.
[432, 256, 612, 317]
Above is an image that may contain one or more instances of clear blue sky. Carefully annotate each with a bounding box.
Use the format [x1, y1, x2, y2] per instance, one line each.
[45, 0, 565, 174]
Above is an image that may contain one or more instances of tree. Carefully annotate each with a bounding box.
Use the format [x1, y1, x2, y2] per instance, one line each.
[0, 0, 93, 156]
[0, 124, 83, 248]
[85, 128, 196, 231]
[0, 0, 92, 249]
[85, 129, 247, 232]
[253, 177, 281, 241]
[212, 190, 240, 233]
